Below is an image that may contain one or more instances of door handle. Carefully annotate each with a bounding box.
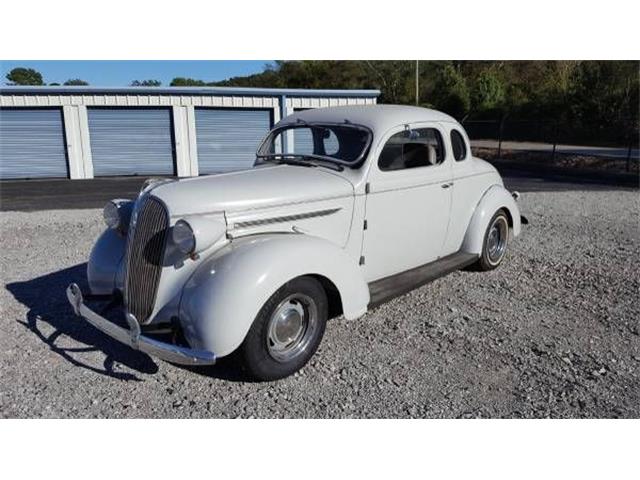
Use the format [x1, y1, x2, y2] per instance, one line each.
[441, 182, 453, 189]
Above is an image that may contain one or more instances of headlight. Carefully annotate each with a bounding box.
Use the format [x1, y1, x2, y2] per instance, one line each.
[102, 200, 133, 231]
[172, 220, 196, 255]
[171, 217, 226, 257]
[103, 201, 121, 229]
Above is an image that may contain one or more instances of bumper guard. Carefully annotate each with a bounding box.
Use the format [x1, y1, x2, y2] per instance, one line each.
[66, 283, 216, 366]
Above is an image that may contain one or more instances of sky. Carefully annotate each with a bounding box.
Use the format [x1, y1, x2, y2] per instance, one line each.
[0, 60, 271, 86]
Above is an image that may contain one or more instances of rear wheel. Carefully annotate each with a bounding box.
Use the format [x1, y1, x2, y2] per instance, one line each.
[474, 209, 510, 271]
[236, 276, 328, 381]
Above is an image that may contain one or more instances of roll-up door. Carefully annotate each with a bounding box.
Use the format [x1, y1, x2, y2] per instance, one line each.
[88, 108, 175, 176]
[195, 108, 271, 174]
[0, 108, 68, 179]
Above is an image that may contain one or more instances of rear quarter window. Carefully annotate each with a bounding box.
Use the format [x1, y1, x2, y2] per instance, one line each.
[450, 129, 467, 161]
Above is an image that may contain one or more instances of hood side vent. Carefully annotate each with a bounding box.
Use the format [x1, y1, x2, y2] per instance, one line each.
[232, 207, 341, 229]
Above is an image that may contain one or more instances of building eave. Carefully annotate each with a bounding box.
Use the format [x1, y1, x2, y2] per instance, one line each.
[0, 85, 381, 98]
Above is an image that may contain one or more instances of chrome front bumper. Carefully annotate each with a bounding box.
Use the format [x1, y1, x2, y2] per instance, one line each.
[66, 283, 216, 366]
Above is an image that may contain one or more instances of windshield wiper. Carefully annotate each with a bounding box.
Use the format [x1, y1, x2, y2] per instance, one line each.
[257, 154, 316, 168]
[257, 154, 344, 172]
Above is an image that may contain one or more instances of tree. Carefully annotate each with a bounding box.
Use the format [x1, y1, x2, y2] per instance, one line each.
[567, 61, 639, 143]
[472, 69, 505, 112]
[5, 67, 44, 85]
[431, 63, 470, 119]
[63, 78, 89, 86]
[131, 79, 162, 87]
[170, 77, 207, 86]
[363, 61, 414, 104]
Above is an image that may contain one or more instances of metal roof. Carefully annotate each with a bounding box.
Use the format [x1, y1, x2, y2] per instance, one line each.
[0, 85, 381, 98]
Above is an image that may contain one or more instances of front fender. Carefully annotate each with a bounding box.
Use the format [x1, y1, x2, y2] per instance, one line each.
[461, 184, 522, 256]
[179, 233, 370, 357]
[87, 228, 126, 295]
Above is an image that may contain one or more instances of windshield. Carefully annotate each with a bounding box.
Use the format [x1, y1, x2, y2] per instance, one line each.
[256, 122, 372, 167]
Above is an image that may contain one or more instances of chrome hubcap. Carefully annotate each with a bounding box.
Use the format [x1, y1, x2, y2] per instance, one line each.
[267, 294, 318, 362]
[487, 216, 508, 264]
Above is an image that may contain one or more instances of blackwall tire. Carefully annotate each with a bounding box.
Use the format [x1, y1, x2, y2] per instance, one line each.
[236, 276, 328, 381]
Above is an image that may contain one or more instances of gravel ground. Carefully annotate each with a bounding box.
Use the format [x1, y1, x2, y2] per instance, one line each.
[1, 189, 638, 418]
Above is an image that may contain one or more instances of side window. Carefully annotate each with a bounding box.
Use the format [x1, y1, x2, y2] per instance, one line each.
[378, 128, 445, 171]
[450, 129, 467, 161]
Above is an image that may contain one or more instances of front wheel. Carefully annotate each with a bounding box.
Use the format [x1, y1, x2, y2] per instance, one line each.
[474, 209, 510, 271]
[236, 276, 328, 381]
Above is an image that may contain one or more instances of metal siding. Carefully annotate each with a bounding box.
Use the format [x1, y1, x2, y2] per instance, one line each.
[88, 108, 175, 176]
[1, 94, 377, 109]
[0, 108, 68, 179]
[195, 108, 271, 174]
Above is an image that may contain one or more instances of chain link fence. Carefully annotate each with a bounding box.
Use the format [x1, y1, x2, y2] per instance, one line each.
[462, 118, 639, 173]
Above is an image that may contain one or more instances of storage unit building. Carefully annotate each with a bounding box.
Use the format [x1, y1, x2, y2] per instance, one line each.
[0, 86, 379, 180]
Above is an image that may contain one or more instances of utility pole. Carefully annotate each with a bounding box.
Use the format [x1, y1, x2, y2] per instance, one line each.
[415, 60, 419, 105]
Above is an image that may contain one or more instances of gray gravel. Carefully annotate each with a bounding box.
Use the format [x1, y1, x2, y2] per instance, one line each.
[1, 189, 638, 418]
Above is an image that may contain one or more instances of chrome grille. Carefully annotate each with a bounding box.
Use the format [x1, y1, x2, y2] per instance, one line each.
[124, 197, 169, 324]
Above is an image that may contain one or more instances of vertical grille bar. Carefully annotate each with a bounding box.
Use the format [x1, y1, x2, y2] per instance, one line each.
[124, 197, 169, 324]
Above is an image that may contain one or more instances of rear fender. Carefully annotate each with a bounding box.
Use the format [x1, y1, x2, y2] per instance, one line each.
[461, 184, 522, 255]
[179, 233, 369, 357]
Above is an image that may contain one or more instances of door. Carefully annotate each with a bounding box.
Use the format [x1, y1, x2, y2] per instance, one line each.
[442, 125, 489, 254]
[0, 108, 68, 179]
[195, 108, 272, 174]
[88, 108, 175, 176]
[361, 124, 452, 282]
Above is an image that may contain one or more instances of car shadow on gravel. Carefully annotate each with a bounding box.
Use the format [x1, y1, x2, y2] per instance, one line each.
[178, 357, 255, 383]
[6, 263, 253, 383]
[6, 263, 159, 381]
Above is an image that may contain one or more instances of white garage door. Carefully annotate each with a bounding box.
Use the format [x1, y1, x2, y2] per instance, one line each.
[195, 108, 272, 174]
[88, 108, 175, 176]
[0, 108, 68, 179]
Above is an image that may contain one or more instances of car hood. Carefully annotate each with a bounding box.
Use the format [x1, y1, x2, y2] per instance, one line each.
[150, 164, 354, 216]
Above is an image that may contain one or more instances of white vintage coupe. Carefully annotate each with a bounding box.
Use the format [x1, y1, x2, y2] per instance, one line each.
[67, 105, 522, 380]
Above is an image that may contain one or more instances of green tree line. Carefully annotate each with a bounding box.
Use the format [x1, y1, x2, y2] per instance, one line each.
[180, 60, 639, 145]
[5, 61, 638, 145]
[4, 67, 161, 88]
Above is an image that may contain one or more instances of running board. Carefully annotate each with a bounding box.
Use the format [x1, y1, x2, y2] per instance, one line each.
[368, 252, 479, 308]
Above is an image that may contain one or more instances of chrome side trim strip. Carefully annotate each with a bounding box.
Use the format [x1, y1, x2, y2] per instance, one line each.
[232, 207, 342, 229]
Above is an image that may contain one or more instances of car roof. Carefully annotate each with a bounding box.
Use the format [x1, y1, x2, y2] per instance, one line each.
[277, 104, 460, 135]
